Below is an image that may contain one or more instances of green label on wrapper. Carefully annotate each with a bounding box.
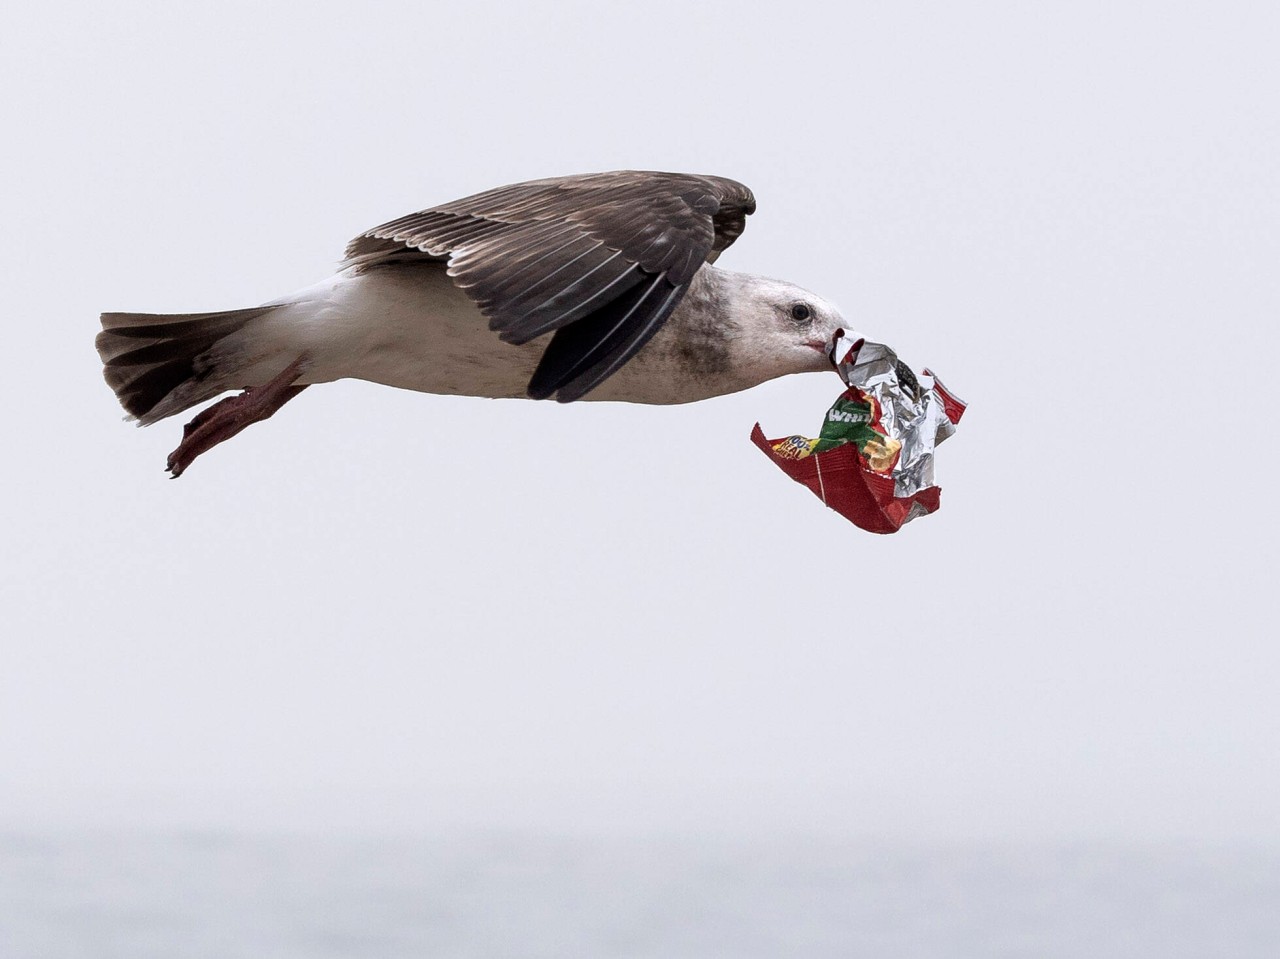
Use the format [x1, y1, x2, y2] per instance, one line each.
[768, 389, 902, 472]
[814, 395, 880, 453]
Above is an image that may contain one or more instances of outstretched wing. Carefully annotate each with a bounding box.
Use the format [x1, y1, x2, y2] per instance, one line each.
[344, 171, 756, 401]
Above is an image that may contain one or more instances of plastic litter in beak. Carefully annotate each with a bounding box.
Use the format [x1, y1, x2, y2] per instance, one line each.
[752, 331, 966, 533]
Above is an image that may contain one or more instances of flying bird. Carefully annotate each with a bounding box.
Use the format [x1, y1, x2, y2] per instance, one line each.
[97, 171, 848, 475]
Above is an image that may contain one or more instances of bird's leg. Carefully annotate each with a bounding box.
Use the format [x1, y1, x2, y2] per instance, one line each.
[166, 356, 310, 478]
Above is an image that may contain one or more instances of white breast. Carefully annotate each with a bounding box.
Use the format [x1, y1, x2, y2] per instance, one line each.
[249, 262, 761, 406]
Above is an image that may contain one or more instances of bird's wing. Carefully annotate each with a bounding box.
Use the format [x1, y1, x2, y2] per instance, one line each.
[344, 171, 756, 401]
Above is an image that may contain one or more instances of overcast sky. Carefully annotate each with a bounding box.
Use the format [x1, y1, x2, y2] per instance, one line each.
[2, 0, 1277, 843]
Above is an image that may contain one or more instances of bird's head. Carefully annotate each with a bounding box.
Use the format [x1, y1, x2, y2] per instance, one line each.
[729, 274, 849, 381]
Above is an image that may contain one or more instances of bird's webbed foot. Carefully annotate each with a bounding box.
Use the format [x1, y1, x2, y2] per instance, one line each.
[166, 356, 309, 477]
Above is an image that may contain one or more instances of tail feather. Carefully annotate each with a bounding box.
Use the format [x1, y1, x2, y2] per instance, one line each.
[96, 305, 280, 424]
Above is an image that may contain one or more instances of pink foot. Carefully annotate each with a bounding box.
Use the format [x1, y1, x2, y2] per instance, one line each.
[167, 357, 309, 477]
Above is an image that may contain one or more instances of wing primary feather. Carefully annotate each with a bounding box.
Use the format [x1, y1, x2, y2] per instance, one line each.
[509, 248, 636, 333]
[524, 276, 657, 399]
[551, 282, 685, 402]
[482, 231, 596, 298]
[494, 239, 607, 309]
[527, 248, 626, 313]
[525, 274, 684, 401]
[543, 273, 663, 385]
[512, 261, 647, 342]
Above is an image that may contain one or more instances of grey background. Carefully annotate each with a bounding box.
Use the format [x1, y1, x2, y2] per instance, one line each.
[2, 0, 1277, 848]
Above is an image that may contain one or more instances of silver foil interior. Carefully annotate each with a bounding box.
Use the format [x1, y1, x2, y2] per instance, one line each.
[833, 337, 960, 501]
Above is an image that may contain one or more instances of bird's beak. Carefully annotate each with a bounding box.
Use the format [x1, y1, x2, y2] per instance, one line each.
[826, 329, 865, 368]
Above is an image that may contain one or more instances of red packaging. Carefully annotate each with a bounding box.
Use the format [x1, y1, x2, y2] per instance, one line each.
[752, 345, 966, 533]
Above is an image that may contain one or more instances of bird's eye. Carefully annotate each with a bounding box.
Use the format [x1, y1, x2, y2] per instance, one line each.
[790, 303, 812, 322]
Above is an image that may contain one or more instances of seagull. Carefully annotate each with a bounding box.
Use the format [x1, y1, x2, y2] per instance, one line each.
[97, 170, 848, 476]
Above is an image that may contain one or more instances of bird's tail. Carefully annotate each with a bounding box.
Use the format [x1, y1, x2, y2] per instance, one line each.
[95, 305, 282, 425]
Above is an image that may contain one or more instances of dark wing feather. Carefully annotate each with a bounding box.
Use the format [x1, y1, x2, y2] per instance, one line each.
[344, 171, 756, 401]
[527, 273, 683, 402]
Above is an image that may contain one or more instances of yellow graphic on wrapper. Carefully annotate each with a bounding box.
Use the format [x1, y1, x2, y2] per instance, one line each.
[862, 437, 902, 473]
[770, 435, 820, 460]
[771, 432, 902, 472]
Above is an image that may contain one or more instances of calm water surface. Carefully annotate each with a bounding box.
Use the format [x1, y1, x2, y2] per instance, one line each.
[1, 833, 1276, 958]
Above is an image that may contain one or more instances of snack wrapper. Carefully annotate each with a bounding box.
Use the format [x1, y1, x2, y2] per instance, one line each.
[752, 334, 966, 533]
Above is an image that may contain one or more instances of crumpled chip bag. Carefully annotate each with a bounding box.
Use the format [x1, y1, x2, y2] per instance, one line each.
[752, 334, 966, 533]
